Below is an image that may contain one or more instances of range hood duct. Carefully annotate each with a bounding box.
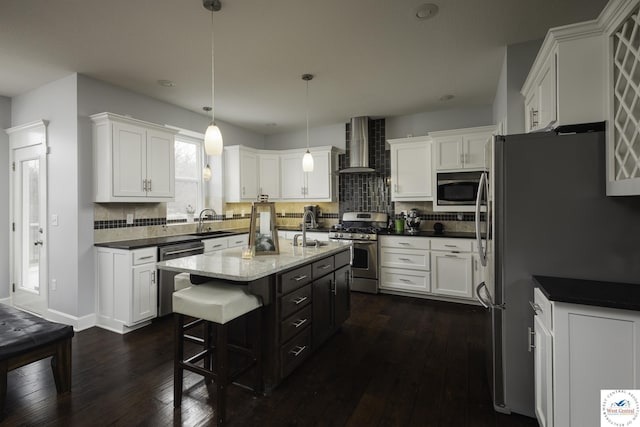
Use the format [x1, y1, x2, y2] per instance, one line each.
[340, 116, 375, 173]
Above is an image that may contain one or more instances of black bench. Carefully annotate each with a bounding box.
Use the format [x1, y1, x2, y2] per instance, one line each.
[0, 304, 74, 418]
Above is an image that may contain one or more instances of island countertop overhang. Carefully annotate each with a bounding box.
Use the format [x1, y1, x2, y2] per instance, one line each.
[156, 240, 352, 282]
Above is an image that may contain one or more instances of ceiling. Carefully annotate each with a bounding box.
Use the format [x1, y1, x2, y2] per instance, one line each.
[0, 0, 608, 135]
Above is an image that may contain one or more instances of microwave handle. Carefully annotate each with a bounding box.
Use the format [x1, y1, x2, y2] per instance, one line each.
[475, 171, 488, 267]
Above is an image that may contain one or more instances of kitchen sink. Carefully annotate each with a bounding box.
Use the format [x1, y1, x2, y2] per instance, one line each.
[189, 230, 234, 237]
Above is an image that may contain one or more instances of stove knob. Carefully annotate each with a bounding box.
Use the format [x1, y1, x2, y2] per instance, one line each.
[337, 233, 343, 238]
[360, 234, 367, 240]
[364, 234, 371, 240]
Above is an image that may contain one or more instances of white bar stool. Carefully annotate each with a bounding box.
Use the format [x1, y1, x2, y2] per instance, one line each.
[172, 278, 263, 426]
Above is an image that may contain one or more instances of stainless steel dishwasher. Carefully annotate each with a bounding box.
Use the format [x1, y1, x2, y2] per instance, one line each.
[157, 241, 204, 316]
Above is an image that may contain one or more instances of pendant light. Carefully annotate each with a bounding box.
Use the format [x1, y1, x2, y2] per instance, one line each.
[203, 0, 223, 156]
[202, 107, 213, 181]
[302, 73, 314, 172]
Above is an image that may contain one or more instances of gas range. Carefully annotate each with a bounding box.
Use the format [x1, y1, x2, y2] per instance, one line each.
[328, 212, 388, 241]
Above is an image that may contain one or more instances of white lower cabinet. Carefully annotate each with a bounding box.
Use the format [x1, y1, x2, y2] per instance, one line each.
[379, 236, 431, 294]
[430, 238, 474, 299]
[95, 246, 158, 333]
[533, 287, 640, 427]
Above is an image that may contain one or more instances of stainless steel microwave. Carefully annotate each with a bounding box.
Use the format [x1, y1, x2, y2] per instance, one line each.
[435, 171, 486, 208]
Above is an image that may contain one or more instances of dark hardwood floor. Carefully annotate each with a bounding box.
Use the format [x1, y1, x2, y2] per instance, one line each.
[3, 293, 538, 427]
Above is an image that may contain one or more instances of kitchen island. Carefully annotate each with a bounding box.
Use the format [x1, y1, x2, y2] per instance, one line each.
[156, 240, 352, 390]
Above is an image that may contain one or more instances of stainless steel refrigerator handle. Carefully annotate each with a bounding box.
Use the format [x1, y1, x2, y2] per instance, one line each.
[475, 171, 488, 267]
[475, 281, 490, 309]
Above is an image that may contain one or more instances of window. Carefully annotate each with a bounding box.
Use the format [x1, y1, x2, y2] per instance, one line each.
[166, 136, 204, 222]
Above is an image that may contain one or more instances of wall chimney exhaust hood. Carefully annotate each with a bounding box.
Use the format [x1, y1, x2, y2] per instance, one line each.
[339, 116, 375, 173]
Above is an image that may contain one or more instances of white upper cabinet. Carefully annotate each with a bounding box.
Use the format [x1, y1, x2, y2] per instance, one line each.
[91, 112, 176, 203]
[431, 125, 495, 171]
[280, 147, 339, 201]
[224, 145, 259, 202]
[258, 152, 280, 199]
[521, 19, 605, 132]
[604, 0, 640, 195]
[387, 136, 432, 201]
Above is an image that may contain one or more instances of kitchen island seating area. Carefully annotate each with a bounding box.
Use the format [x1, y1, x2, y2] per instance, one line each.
[172, 277, 263, 427]
[0, 304, 74, 420]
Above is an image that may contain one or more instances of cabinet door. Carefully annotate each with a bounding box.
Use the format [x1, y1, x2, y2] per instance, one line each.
[258, 153, 280, 199]
[537, 53, 557, 130]
[280, 153, 305, 199]
[146, 129, 175, 198]
[112, 121, 146, 197]
[434, 136, 463, 170]
[131, 263, 157, 324]
[306, 151, 331, 200]
[240, 150, 259, 200]
[534, 315, 553, 427]
[334, 265, 351, 327]
[312, 274, 333, 348]
[462, 133, 488, 169]
[430, 252, 473, 298]
[392, 141, 432, 200]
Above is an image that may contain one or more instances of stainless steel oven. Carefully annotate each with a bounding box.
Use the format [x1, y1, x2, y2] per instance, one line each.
[329, 212, 388, 294]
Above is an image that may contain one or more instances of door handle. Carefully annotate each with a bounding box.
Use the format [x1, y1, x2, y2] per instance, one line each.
[34, 240, 44, 246]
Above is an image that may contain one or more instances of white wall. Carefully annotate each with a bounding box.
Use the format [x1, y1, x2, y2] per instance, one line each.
[77, 75, 265, 149]
[11, 74, 81, 316]
[265, 123, 345, 150]
[0, 96, 10, 299]
[385, 105, 494, 139]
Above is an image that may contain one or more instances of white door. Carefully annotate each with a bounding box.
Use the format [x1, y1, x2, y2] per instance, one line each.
[10, 125, 48, 315]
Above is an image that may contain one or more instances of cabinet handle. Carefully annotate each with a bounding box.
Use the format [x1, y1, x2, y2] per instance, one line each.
[444, 244, 457, 248]
[529, 301, 542, 315]
[531, 108, 539, 128]
[331, 280, 337, 295]
[138, 255, 154, 260]
[142, 179, 147, 191]
[398, 242, 410, 246]
[151, 271, 156, 283]
[212, 244, 223, 248]
[398, 257, 412, 262]
[400, 278, 413, 283]
[292, 318, 308, 328]
[289, 345, 306, 357]
[148, 179, 152, 191]
[528, 327, 535, 352]
[319, 264, 332, 270]
[291, 274, 308, 282]
[445, 254, 458, 258]
[292, 296, 308, 305]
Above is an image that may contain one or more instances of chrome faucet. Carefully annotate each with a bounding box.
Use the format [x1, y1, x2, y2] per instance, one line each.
[197, 208, 217, 233]
[294, 209, 316, 247]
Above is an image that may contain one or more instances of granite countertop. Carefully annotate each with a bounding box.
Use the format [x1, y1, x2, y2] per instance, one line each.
[533, 275, 640, 312]
[95, 230, 248, 250]
[377, 230, 476, 239]
[156, 240, 352, 282]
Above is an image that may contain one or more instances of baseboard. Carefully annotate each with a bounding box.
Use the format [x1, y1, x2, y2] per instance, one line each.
[46, 308, 97, 332]
[0, 297, 11, 305]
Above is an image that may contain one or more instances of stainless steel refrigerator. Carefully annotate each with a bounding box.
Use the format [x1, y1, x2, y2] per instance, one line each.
[474, 126, 640, 417]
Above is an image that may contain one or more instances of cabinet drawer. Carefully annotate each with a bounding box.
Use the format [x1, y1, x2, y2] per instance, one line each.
[132, 247, 157, 265]
[279, 264, 312, 294]
[203, 238, 228, 253]
[312, 257, 334, 278]
[280, 284, 312, 319]
[379, 235, 429, 250]
[334, 249, 351, 268]
[281, 305, 312, 343]
[380, 247, 429, 271]
[380, 267, 431, 293]
[533, 287, 552, 331]
[227, 234, 248, 248]
[281, 326, 311, 379]
[431, 238, 472, 252]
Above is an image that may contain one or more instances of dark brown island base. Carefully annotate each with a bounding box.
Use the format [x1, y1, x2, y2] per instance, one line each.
[157, 241, 352, 391]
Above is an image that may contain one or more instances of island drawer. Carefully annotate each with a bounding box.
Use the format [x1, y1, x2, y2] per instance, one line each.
[312, 257, 334, 278]
[281, 327, 311, 379]
[279, 264, 312, 294]
[280, 284, 312, 319]
[280, 305, 312, 343]
[334, 249, 351, 268]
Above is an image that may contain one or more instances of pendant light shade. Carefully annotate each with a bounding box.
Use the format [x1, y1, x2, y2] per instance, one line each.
[204, 123, 223, 156]
[302, 73, 314, 172]
[302, 149, 314, 172]
[203, 163, 212, 181]
[203, 0, 223, 156]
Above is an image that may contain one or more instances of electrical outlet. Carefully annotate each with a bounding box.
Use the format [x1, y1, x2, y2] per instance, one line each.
[282, 210, 286, 217]
[126, 213, 134, 225]
[241, 210, 245, 217]
[51, 214, 59, 226]
[51, 279, 57, 291]
[226, 210, 233, 219]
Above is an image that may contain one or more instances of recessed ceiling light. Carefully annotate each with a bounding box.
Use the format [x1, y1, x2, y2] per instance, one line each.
[157, 79, 176, 87]
[439, 94, 454, 101]
[415, 3, 439, 20]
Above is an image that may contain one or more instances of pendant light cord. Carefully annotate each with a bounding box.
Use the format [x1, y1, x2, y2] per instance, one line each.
[211, 9, 215, 124]
[306, 78, 309, 150]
